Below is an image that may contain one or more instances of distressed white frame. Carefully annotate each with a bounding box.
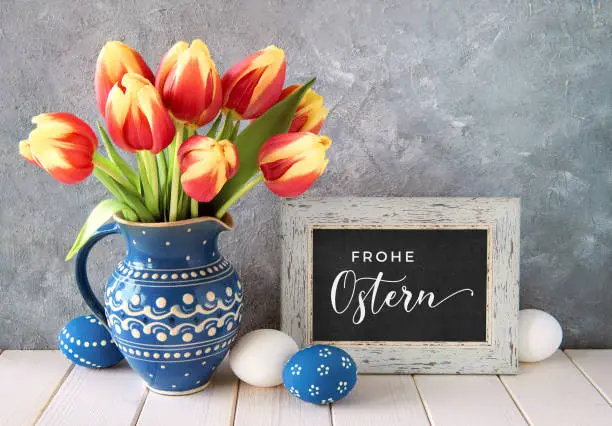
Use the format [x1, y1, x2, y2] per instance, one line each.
[280, 197, 520, 374]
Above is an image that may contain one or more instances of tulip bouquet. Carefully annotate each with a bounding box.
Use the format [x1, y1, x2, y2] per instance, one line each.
[19, 40, 331, 259]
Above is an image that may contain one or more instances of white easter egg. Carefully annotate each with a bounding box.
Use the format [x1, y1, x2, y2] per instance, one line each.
[229, 329, 298, 387]
[518, 309, 563, 363]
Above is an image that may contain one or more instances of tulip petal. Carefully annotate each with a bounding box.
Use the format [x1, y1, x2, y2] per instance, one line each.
[263, 166, 327, 197]
[155, 41, 189, 93]
[221, 50, 264, 99]
[19, 140, 35, 164]
[163, 57, 208, 121]
[137, 84, 175, 154]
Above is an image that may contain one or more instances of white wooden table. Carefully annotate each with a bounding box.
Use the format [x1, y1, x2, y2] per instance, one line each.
[1, 350, 611, 425]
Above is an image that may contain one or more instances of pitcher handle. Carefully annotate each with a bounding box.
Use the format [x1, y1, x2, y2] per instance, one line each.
[75, 222, 120, 325]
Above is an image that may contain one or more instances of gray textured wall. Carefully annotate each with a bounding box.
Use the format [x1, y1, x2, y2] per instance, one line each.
[0, 0, 610, 349]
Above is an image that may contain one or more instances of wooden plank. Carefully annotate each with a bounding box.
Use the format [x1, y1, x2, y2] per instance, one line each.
[0, 350, 72, 426]
[234, 382, 331, 426]
[136, 361, 238, 426]
[565, 349, 612, 405]
[37, 360, 147, 426]
[332, 375, 429, 426]
[501, 351, 612, 425]
[414, 374, 525, 425]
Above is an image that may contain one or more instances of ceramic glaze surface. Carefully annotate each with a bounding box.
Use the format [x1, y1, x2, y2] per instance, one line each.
[75, 216, 242, 395]
[58, 314, 124, 368]
[282, 345, 357, 405]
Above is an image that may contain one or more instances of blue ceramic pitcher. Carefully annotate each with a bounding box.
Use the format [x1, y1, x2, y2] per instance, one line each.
[75, 214, 242, 395]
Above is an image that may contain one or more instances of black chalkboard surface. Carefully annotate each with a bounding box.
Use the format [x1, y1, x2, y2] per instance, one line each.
[312, 228, 488, 342]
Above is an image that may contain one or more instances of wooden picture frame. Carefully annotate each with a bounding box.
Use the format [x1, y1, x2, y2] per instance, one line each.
[280, 197, 520, 374]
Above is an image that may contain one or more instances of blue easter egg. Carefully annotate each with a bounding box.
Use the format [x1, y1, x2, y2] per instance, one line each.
[282, 345, 357, 404]
[58, 315, 123, 368]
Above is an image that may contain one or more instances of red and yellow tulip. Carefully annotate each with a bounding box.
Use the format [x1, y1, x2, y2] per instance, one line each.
[105, 73, 175, 154]
[155, 39, 223, 127]
[221, 46, 286, 120]
[279, 85, 328, 134]
[19, 113, 98, 184]
[178, 136, 239, 202]
[257, 132, 331, 197]
[95, 41, 154, 116]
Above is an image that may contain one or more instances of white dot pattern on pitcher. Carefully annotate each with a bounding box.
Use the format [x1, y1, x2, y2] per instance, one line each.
[116, 334, 235, 360]
[115, 260, 232, 283]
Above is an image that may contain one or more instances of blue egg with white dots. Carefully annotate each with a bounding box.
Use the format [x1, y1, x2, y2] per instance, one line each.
[282, 345, 357, 405]
[58, 315, 124, 368]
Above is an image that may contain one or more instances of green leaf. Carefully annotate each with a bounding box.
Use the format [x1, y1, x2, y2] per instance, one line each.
[93, 169, 155, 222]
[97, 122, 140, 189]
[65, 199, 133, 260]
[212, 77, 315, 209]
[206, 114, 223, 138]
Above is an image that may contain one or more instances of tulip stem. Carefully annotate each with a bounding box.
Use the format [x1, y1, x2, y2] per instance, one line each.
[168, 122, 185, 222]
[217, 111, 234, 140]
[142, 150, 160, 215]
[190, 198, 198, 218]
[215, 174, 264, 219]
[136, 152, 160, 219]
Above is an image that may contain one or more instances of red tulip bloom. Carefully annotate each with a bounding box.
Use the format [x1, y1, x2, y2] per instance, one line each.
[19, 113, 98, 184]
[279, 84, 328, 134]
[95, 41, 154, 116]
[258, 132, 331, 197]
[105, 73, 175, 154]
[178, 136, 239, 202]
[222, 46, 286, 120]
[156, 39, 223, 127]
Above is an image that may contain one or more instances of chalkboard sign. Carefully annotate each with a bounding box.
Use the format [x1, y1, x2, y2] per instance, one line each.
[311, 228, 488, 343]
[281, 197, 520, 374]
